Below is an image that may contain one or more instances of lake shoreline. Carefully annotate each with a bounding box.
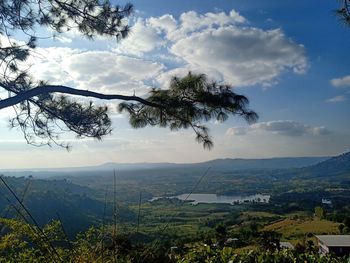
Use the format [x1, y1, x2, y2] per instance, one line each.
[150, 193, 271, 205]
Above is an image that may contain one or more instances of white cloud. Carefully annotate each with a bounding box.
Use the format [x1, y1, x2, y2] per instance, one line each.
[28, 48, 164, 95]
[226, 127, 248, 136]
[147, 10, 246, 42]
[326, 95, 347, 103]
[1, 9, 309, 121]
[311, 126, 331, 136]
[67, 51, 163, 80]
[0, 35, 26, 47]
[114, 18, 166, 56]
[0, 106, 15, 125]
[2, 9, 309, 103]
[53, 35, 73, 43]
[174, 10, 246, 40]
[67, 52, 164, 94]
[149, 14, 177, 34]
[227, 120, 330, 137]
[114, 9, 307, 88]
[331, 75, 350, 87]
[28, 47, 80, 84]
[170, 26, 307, 87]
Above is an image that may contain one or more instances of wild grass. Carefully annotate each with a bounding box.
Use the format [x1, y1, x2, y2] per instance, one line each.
[263, 218, 340, 242]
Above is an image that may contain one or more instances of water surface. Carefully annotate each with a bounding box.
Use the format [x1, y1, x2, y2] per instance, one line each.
[151, 193, 270, 205]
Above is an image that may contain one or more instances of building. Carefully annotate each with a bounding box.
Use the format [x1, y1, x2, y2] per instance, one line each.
[321, 198, 332, 205]
[280, 241, 294, 250]
[316, 235, 350, 256]
[224, 238, 239, 246]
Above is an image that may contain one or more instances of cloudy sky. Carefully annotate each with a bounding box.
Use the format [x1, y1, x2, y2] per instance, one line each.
[0, 0, 349, 169]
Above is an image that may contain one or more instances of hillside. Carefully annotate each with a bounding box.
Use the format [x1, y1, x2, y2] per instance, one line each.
[196, 156, 328, 171]
[0, 176, 135, 236]
[301, 151, 350, 177]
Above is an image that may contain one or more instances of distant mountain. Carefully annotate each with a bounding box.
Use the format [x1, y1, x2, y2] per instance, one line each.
[0, 162, 179, 174]
[302, 151, 350, 177]
[0, 156, 329, 178]
[82, 156, 329, 172]
[93, 162, 178, 171]
[195, 157, 329, 171]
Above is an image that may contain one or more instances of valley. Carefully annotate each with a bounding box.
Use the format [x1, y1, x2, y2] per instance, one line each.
[0, 152, 349, 246]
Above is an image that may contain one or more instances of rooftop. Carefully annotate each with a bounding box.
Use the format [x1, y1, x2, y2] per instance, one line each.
[280, 242, 294, 249]
[316, 235, 350, 247]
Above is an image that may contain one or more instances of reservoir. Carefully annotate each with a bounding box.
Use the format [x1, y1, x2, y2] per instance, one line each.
[150, 193, 270, 205]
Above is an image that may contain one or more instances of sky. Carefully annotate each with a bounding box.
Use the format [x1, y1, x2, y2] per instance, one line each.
[0, 0, 349, 169]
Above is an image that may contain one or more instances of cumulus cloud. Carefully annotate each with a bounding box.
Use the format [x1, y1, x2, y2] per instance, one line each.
[226, 127, 248, 136]
[114, 18, 166, 56]
[28, 48, 164, 95]
[28, 47, 79, 84]
[115, 9, 307, 87]
[149, 14, 177, 34]
[147, 10, 246, 41]
[174, 10, 246, 40]
[67, 51, 163, 81]
[326, 95, 347, 103]
[12, 8, 308, 105]
[331, 75, 350, 87]
[68, 52, 164, 94]
[226, 120, 330, 137]
[170, 26, 307, 86]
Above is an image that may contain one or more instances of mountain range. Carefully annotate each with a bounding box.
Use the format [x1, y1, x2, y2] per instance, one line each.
[1, 156, 330, 174]
[2, 152, 350, 178]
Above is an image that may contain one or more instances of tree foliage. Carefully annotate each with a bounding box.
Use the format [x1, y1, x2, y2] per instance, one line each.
[0, 0, 133, 148]
[315, 206, 326, 219]
[336, 0, 350, 26]
[180, 244, 348, 263]
[0, 0, 257, 149]
[119, 73, 257, 149]
[0, 218, 66, 262]
[1, 218, 348, 263]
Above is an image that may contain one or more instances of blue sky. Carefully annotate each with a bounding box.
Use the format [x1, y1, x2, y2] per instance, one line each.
[0, 0, 349, 169]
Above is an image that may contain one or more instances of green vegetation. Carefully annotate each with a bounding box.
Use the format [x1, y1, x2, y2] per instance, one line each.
[263, 218, 340, 244]
[0, 0, 348, 261]
[0, 152, 350, 261]
[0, 218, 348, 263]
[179, 245, 348, 263]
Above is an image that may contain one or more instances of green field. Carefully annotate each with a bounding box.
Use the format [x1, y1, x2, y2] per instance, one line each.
[263, 218, 340, 243]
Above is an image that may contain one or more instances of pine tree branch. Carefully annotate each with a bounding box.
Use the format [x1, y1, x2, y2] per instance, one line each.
[0, 84, 161, 110]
